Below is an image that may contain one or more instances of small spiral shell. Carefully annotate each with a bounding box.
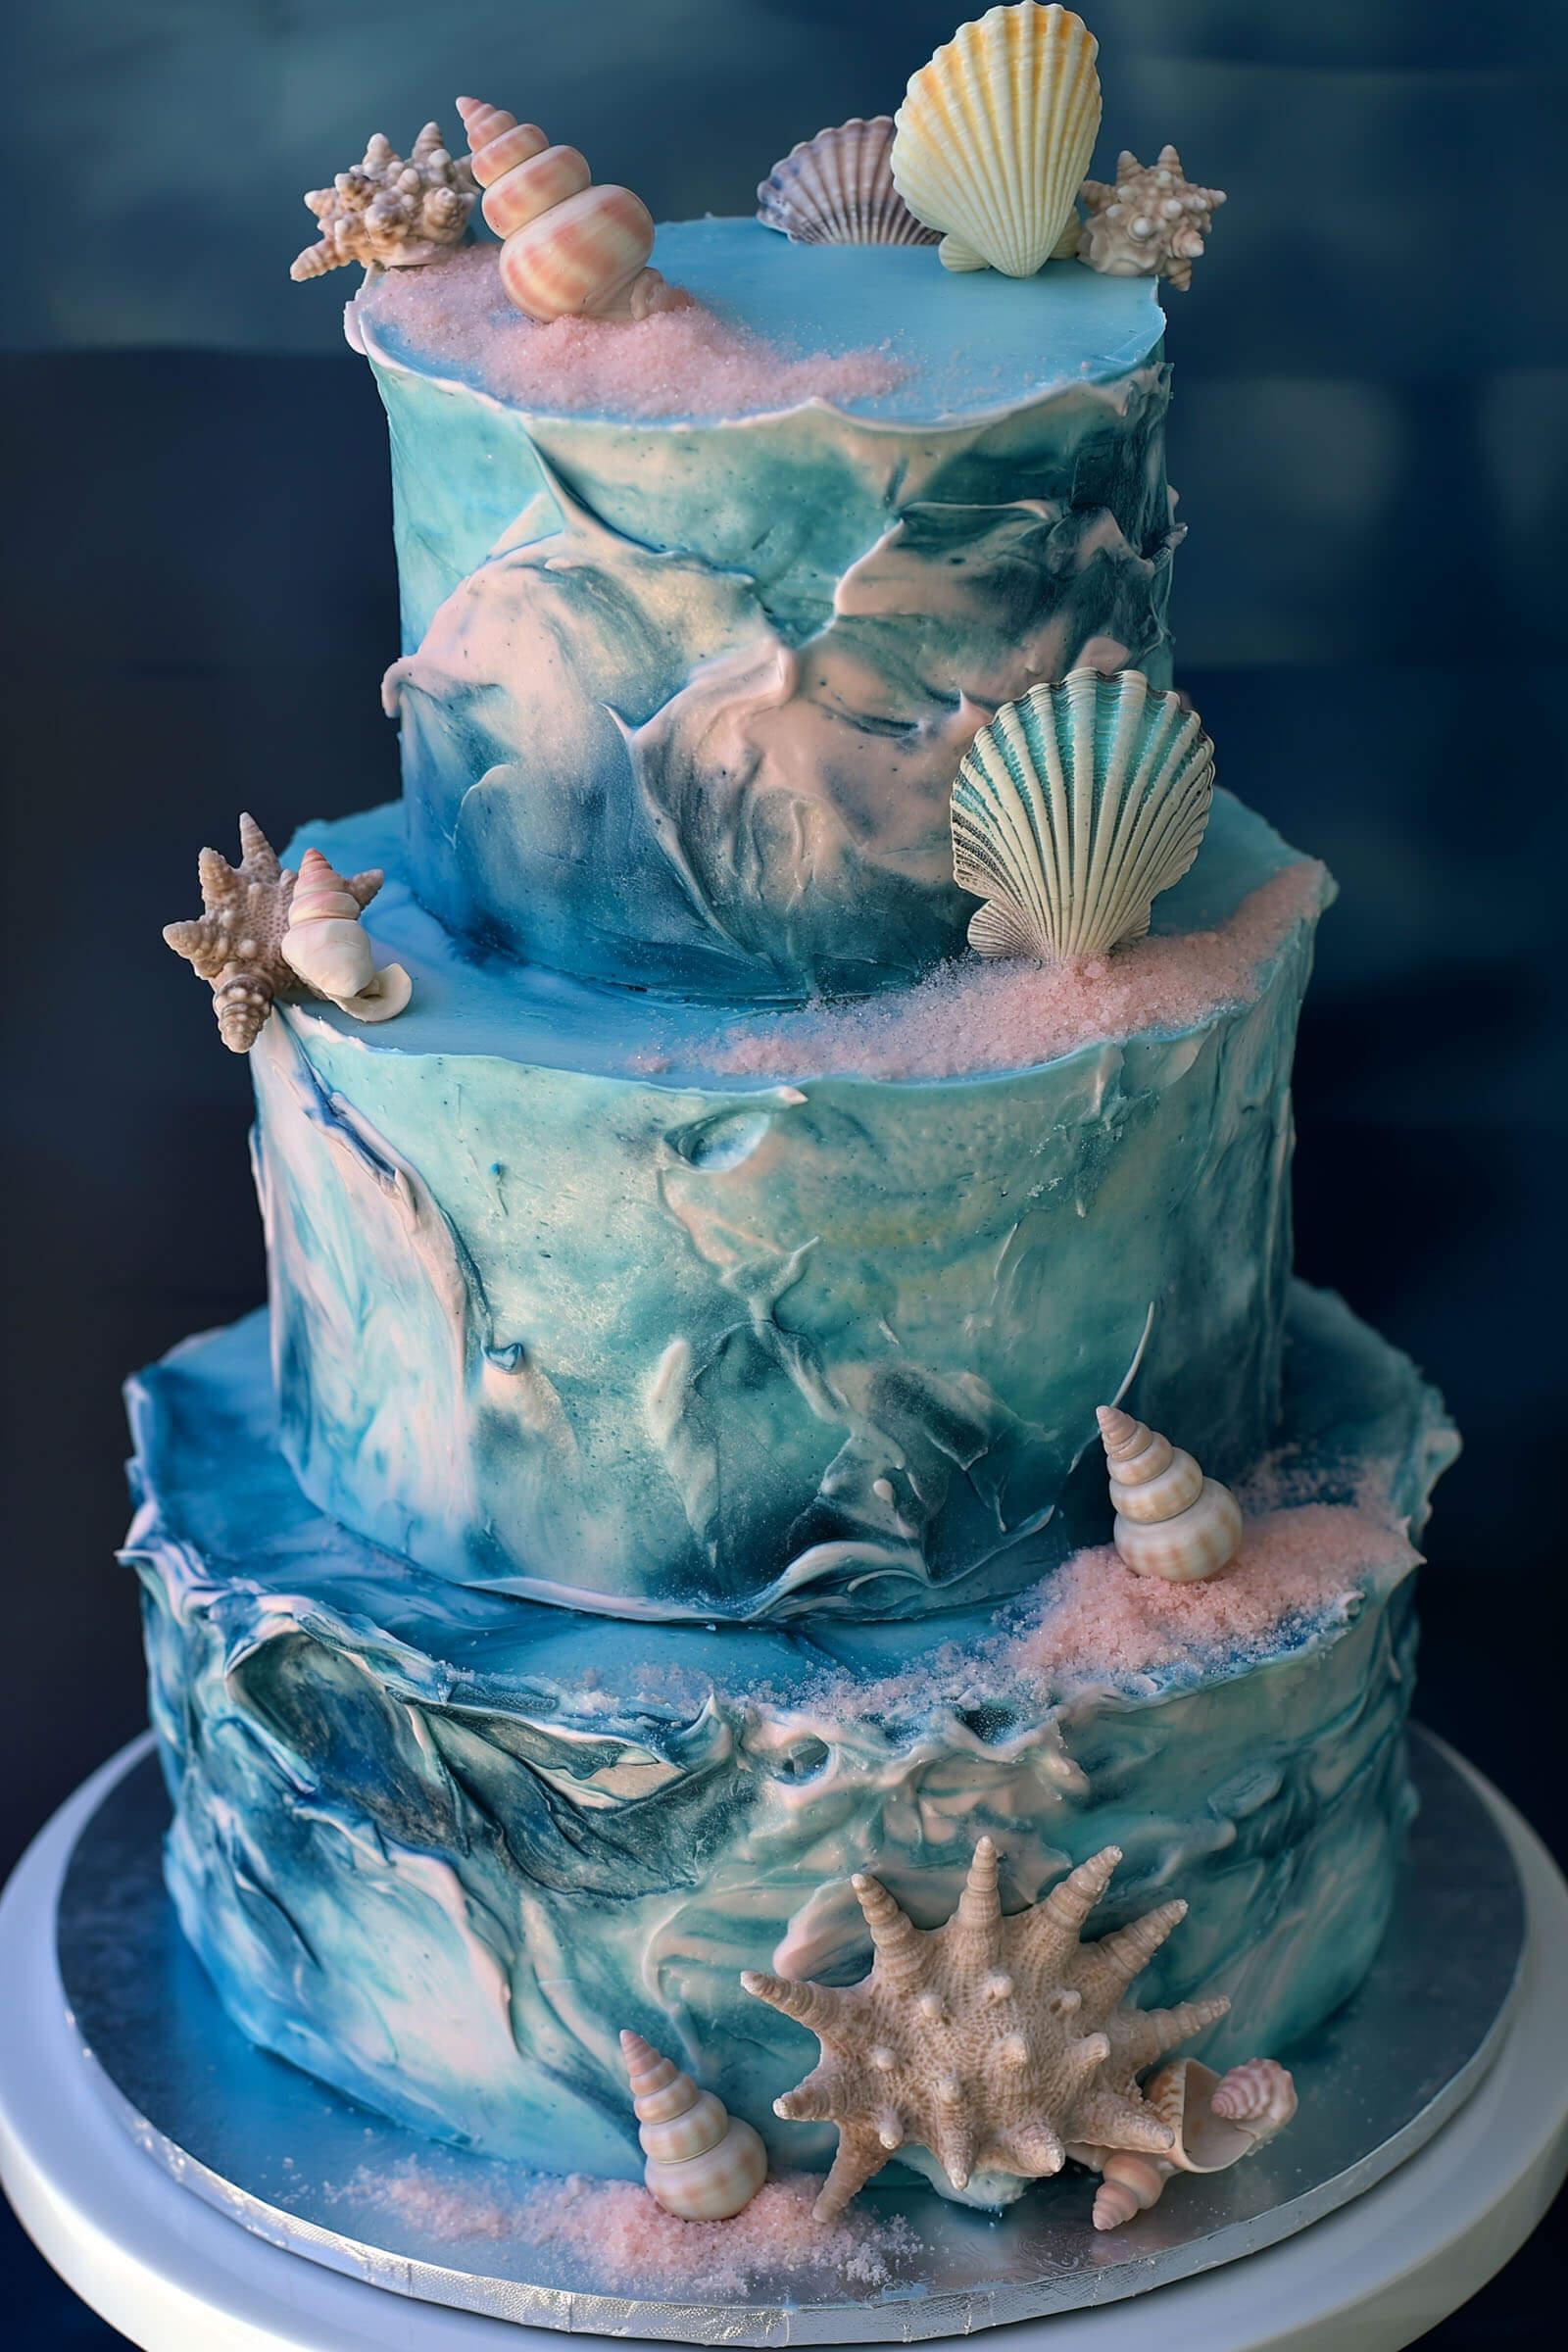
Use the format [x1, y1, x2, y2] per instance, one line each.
[1210, 2057, 1298, 2138]
[213, 961, 275, 1054]
[1090, 2150, 1172, 2230]
[1097, 1406, 1243, 1583]
[457, 96, 675, 322]
[620, 2030, 767, 2220]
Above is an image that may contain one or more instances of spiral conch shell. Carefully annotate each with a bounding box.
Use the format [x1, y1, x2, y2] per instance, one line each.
[290, 123, 475, 280]
[951, 668, 1215, 965]
[758, 118, 938, 247]
[1075, 2057, 1298, 2230]
[891, 6, 1102, 276]
[1097, 1406, 1243, 1583]
[280, 848, 413, 1022]
[620, 2031, 767, 2221]
[457, 97, 677, 322]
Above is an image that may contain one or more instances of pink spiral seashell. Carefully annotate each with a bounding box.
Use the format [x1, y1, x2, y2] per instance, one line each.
[457, 95, 673, 321]
[1210, 2057, 1298, 2135]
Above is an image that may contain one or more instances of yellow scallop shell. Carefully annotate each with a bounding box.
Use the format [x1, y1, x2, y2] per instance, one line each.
[892, 5, 1102, 277]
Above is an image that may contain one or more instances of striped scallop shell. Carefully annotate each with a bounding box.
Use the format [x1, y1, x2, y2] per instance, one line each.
[758, 117, 938, 246]
[951, 667, 1214, 965]
[892, 5, 1102, 276]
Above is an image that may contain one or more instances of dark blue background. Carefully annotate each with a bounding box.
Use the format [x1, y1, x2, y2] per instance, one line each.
[3, 1, 1565, 2338]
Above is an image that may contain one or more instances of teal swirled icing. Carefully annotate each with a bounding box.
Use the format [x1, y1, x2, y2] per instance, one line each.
[126, 1285, 1453, 2188]
[361, 224, 1175, 996]
[252, 796, 1326, 1621]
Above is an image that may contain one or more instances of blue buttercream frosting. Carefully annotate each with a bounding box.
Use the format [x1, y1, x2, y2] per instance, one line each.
[358, 226, 1176, 997]
[253, 796, 1326, 1621]
[126, 1284, 1453, 2188]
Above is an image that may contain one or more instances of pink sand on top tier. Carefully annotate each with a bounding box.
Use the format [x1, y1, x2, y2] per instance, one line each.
[641, 860, 1329, 1084]
[354, 246, 905, 416]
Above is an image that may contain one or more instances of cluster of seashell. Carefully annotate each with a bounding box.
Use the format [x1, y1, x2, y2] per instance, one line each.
[457, 96, 678, 322]
[1097, 1406, 1244, 1583]
[164, 819, 411, 1053]
[619, 2031, 768, 2220]
[744, 1835, 1234, 2221]
[951, 667, 1215, 966]
[290, 123, 475, 281]
[1080, 145, 1227, 291]
[891, 5, 1102, 276]
[758, 117, 938, 246]
[1078, 2056, 1298, 2229]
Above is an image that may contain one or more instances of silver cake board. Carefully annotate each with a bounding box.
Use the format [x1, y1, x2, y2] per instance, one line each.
[54, 1726, 1524, 2347]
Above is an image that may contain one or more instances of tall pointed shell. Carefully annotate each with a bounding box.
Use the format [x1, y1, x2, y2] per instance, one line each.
[458, 96, 673, 321]
[758, 118, 939, 246]
[1097, 1405, 1242, 1582]
[619, 2030, 767, 2221]
[891, 6, 1102, 277]
[951, 668, 1215, 964]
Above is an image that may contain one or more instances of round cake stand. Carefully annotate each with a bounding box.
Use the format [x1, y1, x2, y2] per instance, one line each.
[2, 1736, 1564, 2352]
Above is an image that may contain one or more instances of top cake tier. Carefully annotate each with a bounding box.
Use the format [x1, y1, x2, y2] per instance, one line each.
[358, 221, 1173, 1001]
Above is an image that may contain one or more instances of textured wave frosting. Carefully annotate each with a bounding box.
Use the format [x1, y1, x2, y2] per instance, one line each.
[360, 226, 1174, 998]
[254, 797, 1326, 1622]
[125, 1285, 1454, 2186]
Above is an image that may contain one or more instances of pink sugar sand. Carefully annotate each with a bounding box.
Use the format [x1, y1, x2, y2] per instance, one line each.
[1022, 1501, 1418, 1689]
[349, 2161, 919, 2297]
[356, 247, 905, 419]
[645, 862, 1328, 1084]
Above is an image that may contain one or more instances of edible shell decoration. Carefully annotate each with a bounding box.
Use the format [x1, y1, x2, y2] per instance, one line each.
[457, 96, 678, 321]
[1080, 145, 1227, 291]
[1075, 2057, 1298, 2230]
[951, 667, 1215, 965]
[758, 117, 939, 247]
[290, 123, 475, 280]
[892, 5, 1102, 276]
[619, 2030, 768, 2221]
[1097, 1405, 1243, 1584]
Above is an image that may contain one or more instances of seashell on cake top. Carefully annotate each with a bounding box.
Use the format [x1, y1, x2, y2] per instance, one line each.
[164, 820, 412, 1053]
[619, 2031, 768, 2221]
[457, 96, 679, 321]
[280, 847, 413, 1023]
[951, 667, 1215, 965]
[1097, 1405, 1244, 1583]
[758, 117, 939, 246]
[1081, 144, 1226, 290]
[290, 123, 475, 280]
[892, 5, 1102, 276]
[744, 1835, 1233, 2220]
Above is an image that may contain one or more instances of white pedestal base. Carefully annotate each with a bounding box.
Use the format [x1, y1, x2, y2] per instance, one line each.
[3, 1734, 1565, 2352]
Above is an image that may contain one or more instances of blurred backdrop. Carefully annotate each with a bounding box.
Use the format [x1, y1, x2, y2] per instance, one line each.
[3, 0, 1565, 2340]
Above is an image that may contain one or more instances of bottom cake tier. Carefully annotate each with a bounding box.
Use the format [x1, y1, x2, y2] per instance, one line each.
[124, 1284, 1453, 2198]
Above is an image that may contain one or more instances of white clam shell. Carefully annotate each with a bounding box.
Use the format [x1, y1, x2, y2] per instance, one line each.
[620, 2030, 767, 2221]
[758, 118, 938, 246]
[891, 5, 1102, 277]
[951, 668, 1215, 965]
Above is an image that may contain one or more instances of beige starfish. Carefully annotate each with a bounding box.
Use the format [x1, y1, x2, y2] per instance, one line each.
[743, 1838, 1228, 2220]
[163, 814, 382, 1053]
[1080, 146, 1226, 292]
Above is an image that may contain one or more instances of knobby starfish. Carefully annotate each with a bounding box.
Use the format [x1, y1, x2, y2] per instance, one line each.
[743, 1838, 1229, 2220]
[1080, 146, 1226, 292]
[163, 814, 383, 1053]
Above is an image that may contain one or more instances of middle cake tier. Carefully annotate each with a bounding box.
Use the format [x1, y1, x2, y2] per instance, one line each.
[256, 796, 1330, 1623]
